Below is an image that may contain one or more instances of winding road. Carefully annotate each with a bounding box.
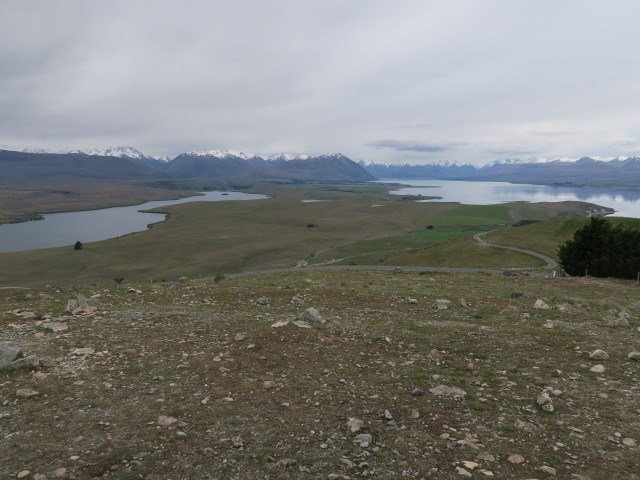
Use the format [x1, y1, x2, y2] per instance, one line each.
[2, 231, 558, 288]
[195, 230, 558, 282]
[473, 230, 557, 269]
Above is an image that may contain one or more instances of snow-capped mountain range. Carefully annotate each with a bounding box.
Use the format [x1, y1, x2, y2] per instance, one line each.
[3, 144, 640, 186]
[184, 149, 314, 162]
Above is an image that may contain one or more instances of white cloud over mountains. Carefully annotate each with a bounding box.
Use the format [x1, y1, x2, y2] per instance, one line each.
[1, 0, 639, 165]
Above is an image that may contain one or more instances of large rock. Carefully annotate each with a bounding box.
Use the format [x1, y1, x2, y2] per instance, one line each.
[3, 355, 39, 372]
[0, 342, 22, 368]
[1, 342, 39, 371]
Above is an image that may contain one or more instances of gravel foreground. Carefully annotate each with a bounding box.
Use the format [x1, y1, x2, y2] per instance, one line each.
[1, 270, 639, 479]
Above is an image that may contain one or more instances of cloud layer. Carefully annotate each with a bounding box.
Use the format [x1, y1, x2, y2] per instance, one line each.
[1, 0, 639, 164]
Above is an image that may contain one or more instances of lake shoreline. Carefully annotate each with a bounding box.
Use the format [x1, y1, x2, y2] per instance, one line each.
[0, 191, 268, 253]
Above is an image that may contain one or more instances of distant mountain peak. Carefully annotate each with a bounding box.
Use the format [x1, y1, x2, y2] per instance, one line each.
[186, 149, 257, 160]
[265, 153, 310, 162]
[87, 146, 169, 162]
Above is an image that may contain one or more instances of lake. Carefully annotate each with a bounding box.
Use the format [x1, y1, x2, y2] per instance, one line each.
[381, 179, 640, 218]
[0, 191, 268, 253]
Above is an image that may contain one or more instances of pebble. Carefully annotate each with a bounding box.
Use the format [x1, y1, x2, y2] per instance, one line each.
[590, 364, 606, 373]
[622, 438, 637, 447]
[627, 351, 640, 361]
[53, 468, 67, 477]
[16, 471, 31, 479]
[382, 409, 393, 420]
[411, 388, 425, 396]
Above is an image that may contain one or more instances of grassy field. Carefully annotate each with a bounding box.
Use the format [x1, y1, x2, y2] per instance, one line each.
[2, 270, 639, 479]
[485, 216, 640, 261]
[0, 182, 614, 287]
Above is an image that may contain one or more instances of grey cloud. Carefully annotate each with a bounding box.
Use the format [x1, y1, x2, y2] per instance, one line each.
[365, 140, 447, 153]
[488, 149, 540, 156]
[1, 0, 640, 164]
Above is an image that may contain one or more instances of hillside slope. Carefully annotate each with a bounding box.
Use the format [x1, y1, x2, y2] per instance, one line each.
[1, 270, 639, 479]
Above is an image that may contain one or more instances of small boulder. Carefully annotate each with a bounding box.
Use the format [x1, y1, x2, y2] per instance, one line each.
[157, 415, 177, 426]
[606, 310, 630, 326]
[533, 299, 550, 309]
[353, 433, 372, 444]
[590, 364, 605, 373]
[16, 388, 40, 399]
[627, 352, 640, 361]
[432, 299, 453, 309]
[3, 355, 40, 372]
[41, 321, 68, 332]
[0, 341, 22, 368]
[298, 307, 325, 325]
[347, 418, 364, 433]
[65, 294, 101, 315]
[537, 393, 552, 405]
[539, 465, 557, 475]
[589, 349, 609, 360]
[429, 385, 467, 397]
[507, 454, 525, 464]
[291, 295, 305, 305]
[256, 297, 269, 306]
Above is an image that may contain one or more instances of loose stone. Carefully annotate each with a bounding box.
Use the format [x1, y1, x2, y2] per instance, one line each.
[539, 465, 557, 475]
[589, 349, 609, 360]
[16, 389, 39, 399]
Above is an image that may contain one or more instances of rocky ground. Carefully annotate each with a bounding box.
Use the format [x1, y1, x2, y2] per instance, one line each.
[1, 270, 639, 479]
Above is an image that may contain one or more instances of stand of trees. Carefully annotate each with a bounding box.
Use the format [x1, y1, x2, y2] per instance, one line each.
[558, 217, 640, 278]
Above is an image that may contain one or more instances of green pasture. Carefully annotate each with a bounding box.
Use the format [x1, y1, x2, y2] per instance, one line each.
[0, 184, 615, 287]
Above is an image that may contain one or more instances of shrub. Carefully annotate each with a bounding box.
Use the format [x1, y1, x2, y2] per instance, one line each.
[558, 217, 640, 278]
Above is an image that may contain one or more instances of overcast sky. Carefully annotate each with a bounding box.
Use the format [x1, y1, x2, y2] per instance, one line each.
[1, 0, 639, 164]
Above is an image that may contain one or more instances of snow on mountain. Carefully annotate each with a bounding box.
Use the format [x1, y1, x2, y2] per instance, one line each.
[0, 145, 64, 155]
[87, 146, 169, 162]
[186, 150, 316, 162]
[265, 153, 310, 162]
[186, 149, 257, 160]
